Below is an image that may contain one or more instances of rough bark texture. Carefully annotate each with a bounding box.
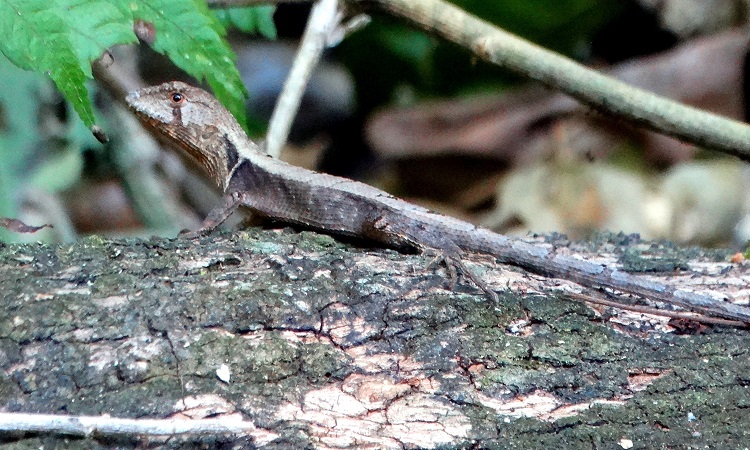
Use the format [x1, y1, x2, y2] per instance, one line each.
[1, 229, 749, 449]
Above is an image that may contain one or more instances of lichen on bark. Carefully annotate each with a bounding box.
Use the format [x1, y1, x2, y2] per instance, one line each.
[1, 229, 749, 448]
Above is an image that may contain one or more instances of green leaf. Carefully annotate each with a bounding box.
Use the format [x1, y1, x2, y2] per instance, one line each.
[129, 0, 249, 128]
[215, 5, 277, 39]
[0, 0, 96, 126]
[0, 0, 138, 128]
[58, 0, 137, 70]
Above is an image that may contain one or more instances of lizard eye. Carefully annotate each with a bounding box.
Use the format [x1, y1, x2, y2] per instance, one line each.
[170, 92, 185, 104]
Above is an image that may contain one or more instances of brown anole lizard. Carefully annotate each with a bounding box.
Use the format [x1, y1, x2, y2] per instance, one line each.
[126, 81, 749, 322]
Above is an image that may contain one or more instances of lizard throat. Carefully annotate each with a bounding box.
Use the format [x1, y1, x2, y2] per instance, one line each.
[139, 114, 232, 191]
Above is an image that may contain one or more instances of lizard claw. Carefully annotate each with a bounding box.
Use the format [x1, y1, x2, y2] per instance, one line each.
[426, 251, 499, 302]
[178, 191, 245, 239]
[179, 228, 209, 240]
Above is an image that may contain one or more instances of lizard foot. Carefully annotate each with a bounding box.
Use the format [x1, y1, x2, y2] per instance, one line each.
[179, 227, 209, 240]
[426, 252, 499, 302]
[180, 191, 245, 239]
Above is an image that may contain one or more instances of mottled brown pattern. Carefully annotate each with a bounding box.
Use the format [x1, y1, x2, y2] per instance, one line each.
[125, 82, 750, 323]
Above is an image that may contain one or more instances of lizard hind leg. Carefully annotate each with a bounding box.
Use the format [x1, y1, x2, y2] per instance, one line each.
[375, 215, 500, 302]
[425, 250, 499, 302]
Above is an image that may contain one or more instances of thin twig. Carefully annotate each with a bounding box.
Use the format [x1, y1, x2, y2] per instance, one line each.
[359, 0, 750, 160]
[264, 0, 341, 158]
[0, 412, 260, 436]
[565, 291, 748, 328]
[210, 0, 750, 160]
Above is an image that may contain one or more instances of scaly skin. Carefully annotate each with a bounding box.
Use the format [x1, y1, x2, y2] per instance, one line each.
[126, 81, 749, 322]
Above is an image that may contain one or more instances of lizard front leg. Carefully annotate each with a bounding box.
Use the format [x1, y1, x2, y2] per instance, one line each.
[181, 191, 245, 238]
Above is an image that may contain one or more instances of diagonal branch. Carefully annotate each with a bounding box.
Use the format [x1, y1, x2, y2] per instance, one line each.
[210, 0, 750, 161]
[264, 0, 342, 158]
[361, 0, 750, 160]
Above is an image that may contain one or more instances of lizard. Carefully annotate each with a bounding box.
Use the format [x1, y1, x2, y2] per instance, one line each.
[125, 81, 749, 322]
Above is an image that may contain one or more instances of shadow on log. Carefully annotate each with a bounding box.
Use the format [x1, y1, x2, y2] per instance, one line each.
[1, 229, 749, 448]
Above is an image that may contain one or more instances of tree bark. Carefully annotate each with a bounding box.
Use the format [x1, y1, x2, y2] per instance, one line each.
[1, 229, 748, 448]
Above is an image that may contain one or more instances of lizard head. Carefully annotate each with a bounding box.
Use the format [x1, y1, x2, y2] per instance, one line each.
[125, 81, 234, 128]
[126, 81, 254, 191]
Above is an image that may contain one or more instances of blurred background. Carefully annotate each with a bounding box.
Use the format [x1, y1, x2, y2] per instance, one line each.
[2, 0, 750, 248]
